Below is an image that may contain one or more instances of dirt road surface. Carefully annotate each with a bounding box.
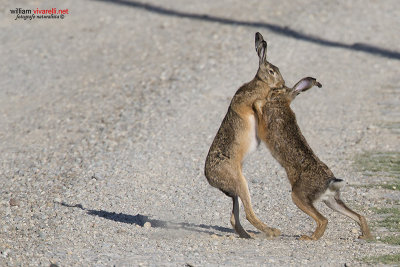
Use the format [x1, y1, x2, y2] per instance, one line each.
[1, 0, 399, 266]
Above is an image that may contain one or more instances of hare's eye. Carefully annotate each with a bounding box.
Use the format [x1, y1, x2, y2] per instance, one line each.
[268, 69, 274, 75]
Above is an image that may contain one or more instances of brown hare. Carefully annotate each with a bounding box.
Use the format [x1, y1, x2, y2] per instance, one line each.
[254, 77, 372, 240]
[204, 32, 283, 238]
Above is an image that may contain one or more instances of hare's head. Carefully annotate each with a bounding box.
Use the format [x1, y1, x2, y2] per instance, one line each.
[255, 32, 285, 89]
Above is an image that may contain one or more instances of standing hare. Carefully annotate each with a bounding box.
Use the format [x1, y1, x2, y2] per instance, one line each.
[254, 78, 372, 240]
[204, 32, 283, 238]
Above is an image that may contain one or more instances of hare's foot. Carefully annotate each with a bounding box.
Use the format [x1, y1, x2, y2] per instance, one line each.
[233, 222, 253, 239]
[262, 227, 281, 237]
[358, 234, 373, 240]
[237, 230, 253, 239]
[256, 227, 280, 239]
[230, 196, 254, 239]
[292, 191, 327, 241]
[299, 235, 315, 241]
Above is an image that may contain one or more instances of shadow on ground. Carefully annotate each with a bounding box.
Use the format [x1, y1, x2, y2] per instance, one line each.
[92, 0, 400, 60]
[60, 202, 238, 235]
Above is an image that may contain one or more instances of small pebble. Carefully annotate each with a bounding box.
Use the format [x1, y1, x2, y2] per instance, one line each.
[143, 222, 151, 229]
[1, 249, 10, 258]
[92, 173, 104, 181]
[9, 198, 19, 207]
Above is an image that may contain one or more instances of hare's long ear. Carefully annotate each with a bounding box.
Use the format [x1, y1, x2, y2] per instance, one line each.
[293, 77, 322, 93]
[255, 32, 267, 63]
[258, 41, 267, 63]
[255, 32, 264, 51]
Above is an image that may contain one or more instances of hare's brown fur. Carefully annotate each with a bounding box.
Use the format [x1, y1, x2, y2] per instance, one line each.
[204, 33, 283, 238]
[254, 79, 372, 240]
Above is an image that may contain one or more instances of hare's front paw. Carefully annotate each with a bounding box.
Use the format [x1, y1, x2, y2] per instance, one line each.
[253, 99, 265, 116]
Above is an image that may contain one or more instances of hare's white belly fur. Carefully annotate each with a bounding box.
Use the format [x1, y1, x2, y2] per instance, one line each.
[244, 115, 259, 159]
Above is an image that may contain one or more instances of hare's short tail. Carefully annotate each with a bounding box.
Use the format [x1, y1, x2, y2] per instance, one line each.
[328, 178, 346, 191]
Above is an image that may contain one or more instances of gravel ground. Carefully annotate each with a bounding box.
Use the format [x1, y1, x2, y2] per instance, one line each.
[1, 0, 399, 266]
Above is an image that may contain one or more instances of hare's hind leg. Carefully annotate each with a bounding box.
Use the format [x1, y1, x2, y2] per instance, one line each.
[291, 191, 328, 240]
[324, 193, 372, 240]
[238, 176, 281, 238]
[230, 196, 252, 238]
